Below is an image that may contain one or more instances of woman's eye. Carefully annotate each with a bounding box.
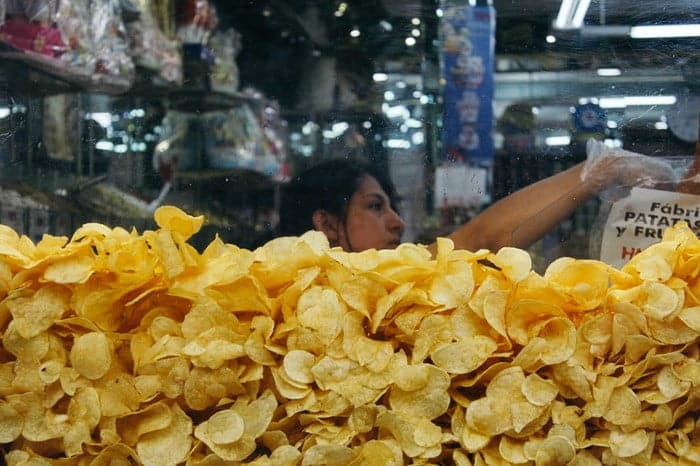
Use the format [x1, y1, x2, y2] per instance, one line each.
[369, 202, 382, 211]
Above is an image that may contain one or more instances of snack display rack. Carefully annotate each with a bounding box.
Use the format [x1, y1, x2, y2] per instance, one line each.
[0, 0, 286, 250]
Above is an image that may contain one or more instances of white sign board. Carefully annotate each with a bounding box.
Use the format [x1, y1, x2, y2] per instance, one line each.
[599, 187, 700, 269]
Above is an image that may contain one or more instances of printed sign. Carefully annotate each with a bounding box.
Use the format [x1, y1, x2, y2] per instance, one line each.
[599, 187, 700, 269]
[440, 4, 495, 164]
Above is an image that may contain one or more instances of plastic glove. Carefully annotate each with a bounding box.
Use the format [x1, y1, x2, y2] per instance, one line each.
[581, 139, 678, 192]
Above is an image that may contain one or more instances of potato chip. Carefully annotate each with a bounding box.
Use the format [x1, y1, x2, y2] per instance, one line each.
[389, 364, 450, 420]
[6, 285, 71, 339]
[609, 428, 651, 458]
[350, 440, 402, 466]
[69, 332, 112, 380]
[430, 336, 497, 375]
[535, 435, 576, 465]
[136, 403, 192, 466]
[282, 349, 316, 385]
[491, 247, 532, 283]
[506, 299, 566, 345]
[0, 400, 24, 443]
[498, 436, 529, 464]
[301, 444, 358, 465]
[153, 205, 204, 240]
[521, 373, 559, 407]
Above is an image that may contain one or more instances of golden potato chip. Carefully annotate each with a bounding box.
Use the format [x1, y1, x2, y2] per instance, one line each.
[657, 365, 692, 400]
[4, 450, 53, 466]
[624, 244, 676, 282]
[505, 299, 566, 346]
[544, 257, 610, 307]
[498, 436, 529, 464]
[153, 205, 204, 240]
[69, 332, 112, 380]
[302, 444, 358, 465]
[466, 396, 512, 436]
[491, 247, 532, 283]
[352, 440, 402, 466]
[372, 282, 413, 333]
[0, 400, 23, 443]
[6, 285, 70, 339]
[389, 364, 450, 420]
[2, 320, 49, 361]
[640, 281, 680, 320]
[283, 349, 316, 385]
[521, 373, 559, 407]
[197, 409, 245, 445]
[136, 403, 192, 466]
[116, 401, 173, 446]
[269, 445, 303, 465]
[648, 314, 698, 344]
[430, 336, 497, 375]
[375, 410, 441, 459]
[535, 435, 576, 466]
[609, 428, 651, 458]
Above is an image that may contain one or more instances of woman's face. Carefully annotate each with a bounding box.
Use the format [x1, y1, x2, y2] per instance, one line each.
[336, 175, 405, 251]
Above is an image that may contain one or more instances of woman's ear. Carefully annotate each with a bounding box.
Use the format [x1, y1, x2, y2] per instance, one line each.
[312, 209, 340, 244]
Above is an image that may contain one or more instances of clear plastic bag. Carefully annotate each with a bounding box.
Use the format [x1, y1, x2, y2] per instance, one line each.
[586, 140, 698, 268]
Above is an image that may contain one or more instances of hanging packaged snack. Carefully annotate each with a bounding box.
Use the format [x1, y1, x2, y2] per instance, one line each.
[208, 28, 241, 94]
[123, 0, 183, 84]
[0, 0, 66, 57]
[53, 0, 95, 72]
[90, 0, 135, 85]
[152, 110, 199, 173]
[202, 105, 259, 171]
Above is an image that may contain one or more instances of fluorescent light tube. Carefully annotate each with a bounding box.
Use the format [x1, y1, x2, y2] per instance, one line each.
[545, 136, 571, 146]
[599, 95, 677, 108]
[553, 0, 590, 29]
[596, 68, 621, 76]
[630, 24, 700, 39]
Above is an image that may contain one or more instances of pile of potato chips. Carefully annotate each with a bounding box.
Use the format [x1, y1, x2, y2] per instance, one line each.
[0, 206, 698, 465]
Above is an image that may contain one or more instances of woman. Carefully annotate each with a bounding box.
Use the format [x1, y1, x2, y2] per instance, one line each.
[278, 153, 672, 254]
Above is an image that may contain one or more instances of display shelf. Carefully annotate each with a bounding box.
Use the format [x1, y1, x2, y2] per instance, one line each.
[167, 88, 257, 113]
[0, 42, 132, 96]
[174, 167, 280, 191]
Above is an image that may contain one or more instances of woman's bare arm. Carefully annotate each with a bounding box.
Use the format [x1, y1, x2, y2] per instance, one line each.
[438, 162, 598, 252]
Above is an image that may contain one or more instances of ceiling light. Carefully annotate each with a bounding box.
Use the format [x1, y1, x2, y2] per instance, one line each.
[350, 28, 360, 37]
[379, 20, 392, 32]
[411, 28, 421, 37]
[545, 135, 571, 146]
[630, 24, 700, 39]
[436, 8, 443, 17]
[372, 73, 388, 82]
[596, 67, 621, 76]
[335, 2, 347, 17]
[553, 0, 591, 30]
[546, 35, 556, 43]
[405, 37, 416, 46]
[411, 18, 421, 26]
[598, 95, 677, 108]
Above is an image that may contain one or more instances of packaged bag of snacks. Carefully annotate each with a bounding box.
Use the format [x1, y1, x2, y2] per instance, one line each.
[587, 139, 699, 268]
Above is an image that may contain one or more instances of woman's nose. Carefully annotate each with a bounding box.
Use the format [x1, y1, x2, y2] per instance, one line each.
[388, 209, 405, 231]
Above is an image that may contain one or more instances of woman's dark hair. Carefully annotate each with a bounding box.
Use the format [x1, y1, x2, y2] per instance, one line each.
[278, 157, 399, 236]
